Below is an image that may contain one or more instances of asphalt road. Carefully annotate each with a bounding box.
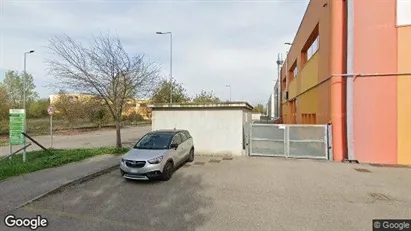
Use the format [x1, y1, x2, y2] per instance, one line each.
[2, 156, 411, 231]
[0, 125, 151, 156]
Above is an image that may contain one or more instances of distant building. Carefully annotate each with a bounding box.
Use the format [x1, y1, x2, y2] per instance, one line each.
[49, 93, 151, 119]
[124, 98, 152, 120]
[273, 79, 280, 119]
[266, 93, 275, 120]
[49, 92, 96, 105]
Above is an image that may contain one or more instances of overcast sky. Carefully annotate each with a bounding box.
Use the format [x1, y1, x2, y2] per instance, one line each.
[0, 0, 308, 105]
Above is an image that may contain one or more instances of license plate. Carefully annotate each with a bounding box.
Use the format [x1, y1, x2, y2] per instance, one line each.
[129, 168, 142, 174]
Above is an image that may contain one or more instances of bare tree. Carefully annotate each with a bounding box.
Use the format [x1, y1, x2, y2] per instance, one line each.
[46, 33, 160, 148]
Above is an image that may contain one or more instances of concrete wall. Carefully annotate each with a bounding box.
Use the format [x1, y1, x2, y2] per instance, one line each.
[242, 109, 252, 155]
[397, 25, 411, 165]
[352, 0, 398, 164]
[152, 109, 245, 156]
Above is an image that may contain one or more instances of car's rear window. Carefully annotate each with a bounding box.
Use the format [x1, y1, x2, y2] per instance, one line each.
[183, 131, 192, 139]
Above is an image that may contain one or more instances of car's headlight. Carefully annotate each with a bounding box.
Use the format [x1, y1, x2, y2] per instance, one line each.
[148, 156, 163, 164]
[121, 158, 126, 163]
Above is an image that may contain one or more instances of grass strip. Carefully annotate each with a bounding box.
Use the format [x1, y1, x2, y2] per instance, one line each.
[0, 147, 129, 181]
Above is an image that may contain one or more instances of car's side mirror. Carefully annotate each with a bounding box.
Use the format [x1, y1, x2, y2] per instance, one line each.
[170, 143, 178, 150]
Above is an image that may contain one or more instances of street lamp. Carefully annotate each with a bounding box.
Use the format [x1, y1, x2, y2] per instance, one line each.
[23, 50, 35, 162]
[225, 84, 232, 102]
[156, 31, 173, 103]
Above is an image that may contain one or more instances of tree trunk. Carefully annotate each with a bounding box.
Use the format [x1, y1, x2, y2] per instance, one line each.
[116, 119, 122, 148]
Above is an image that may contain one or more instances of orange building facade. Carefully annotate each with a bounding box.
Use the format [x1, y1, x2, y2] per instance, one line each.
[280, 0, 411, 165]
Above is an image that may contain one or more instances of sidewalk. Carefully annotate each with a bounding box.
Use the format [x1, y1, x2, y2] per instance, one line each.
[0, 154, 121, 216]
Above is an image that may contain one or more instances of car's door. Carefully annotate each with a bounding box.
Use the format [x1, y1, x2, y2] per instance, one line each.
[182, 131, 193, 150]
[178, 132, 189, 158]
[170, 133, 184, 164]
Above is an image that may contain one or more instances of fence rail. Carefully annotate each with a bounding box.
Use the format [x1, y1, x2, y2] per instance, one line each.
[248, 123, 332, 160]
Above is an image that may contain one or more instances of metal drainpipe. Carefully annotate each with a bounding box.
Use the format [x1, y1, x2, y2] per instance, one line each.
[346, 0, 355, 161]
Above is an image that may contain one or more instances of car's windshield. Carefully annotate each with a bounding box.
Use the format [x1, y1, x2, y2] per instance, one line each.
[134, 133, 173, 150]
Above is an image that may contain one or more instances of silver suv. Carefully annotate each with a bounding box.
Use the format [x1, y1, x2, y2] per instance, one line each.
[120, 129, 195, 181]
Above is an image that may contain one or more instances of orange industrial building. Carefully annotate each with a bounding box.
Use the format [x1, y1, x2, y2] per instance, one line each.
[278, 0, 411, 165]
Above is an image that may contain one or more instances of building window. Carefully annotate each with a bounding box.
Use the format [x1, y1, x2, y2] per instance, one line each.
[293, 65, 298, 78]
[301, 25, 319, 65]
[289, 61, 298, 80]
[307, 35, 319, 60]
[397, 0, 411, 26]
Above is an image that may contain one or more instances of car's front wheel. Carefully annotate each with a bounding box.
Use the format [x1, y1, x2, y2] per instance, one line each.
[161, 161, 174, 181]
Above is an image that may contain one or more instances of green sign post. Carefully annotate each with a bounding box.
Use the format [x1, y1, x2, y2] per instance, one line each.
[9, 109, 25, 145]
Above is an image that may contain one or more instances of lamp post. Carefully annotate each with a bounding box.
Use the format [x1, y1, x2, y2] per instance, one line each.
[156, 31, 173, 103]
[225, 84, 231, 101]
[23, 50, 35, 162]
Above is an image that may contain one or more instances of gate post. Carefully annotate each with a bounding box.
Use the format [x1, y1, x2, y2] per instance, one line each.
[284, 125, 290, 158]
[249, 123, 253, 156]
[327, 124, 334, 161]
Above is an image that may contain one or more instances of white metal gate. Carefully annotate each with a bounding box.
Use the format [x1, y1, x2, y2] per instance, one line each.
[248, 124, 332, 160]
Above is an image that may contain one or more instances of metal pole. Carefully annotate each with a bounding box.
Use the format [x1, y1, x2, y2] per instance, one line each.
[23, 53, 27, 162]
[169, 33, 173, 104]
[50, 115, 53, 148]
[277, 62, 281, 118]
[9, 144, 12, 160]
[346, 0, 355, 161]
[276, 54, 279, 118]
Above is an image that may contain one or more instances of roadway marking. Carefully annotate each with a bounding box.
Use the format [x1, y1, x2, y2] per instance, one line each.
[23, 206, 155, 231]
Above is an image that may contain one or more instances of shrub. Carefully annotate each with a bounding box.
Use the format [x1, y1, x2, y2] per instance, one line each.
[28, 99, 50, 118]
[122, 111, 144, 123]
[88, 102, 111, 128]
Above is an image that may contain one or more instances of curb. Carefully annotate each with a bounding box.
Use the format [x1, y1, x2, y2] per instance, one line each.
[195, 153, 235, 158]
[10, 163, 120, 213]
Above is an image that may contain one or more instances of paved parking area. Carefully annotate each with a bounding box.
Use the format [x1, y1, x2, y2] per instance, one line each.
[2, 156, 411, 231]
